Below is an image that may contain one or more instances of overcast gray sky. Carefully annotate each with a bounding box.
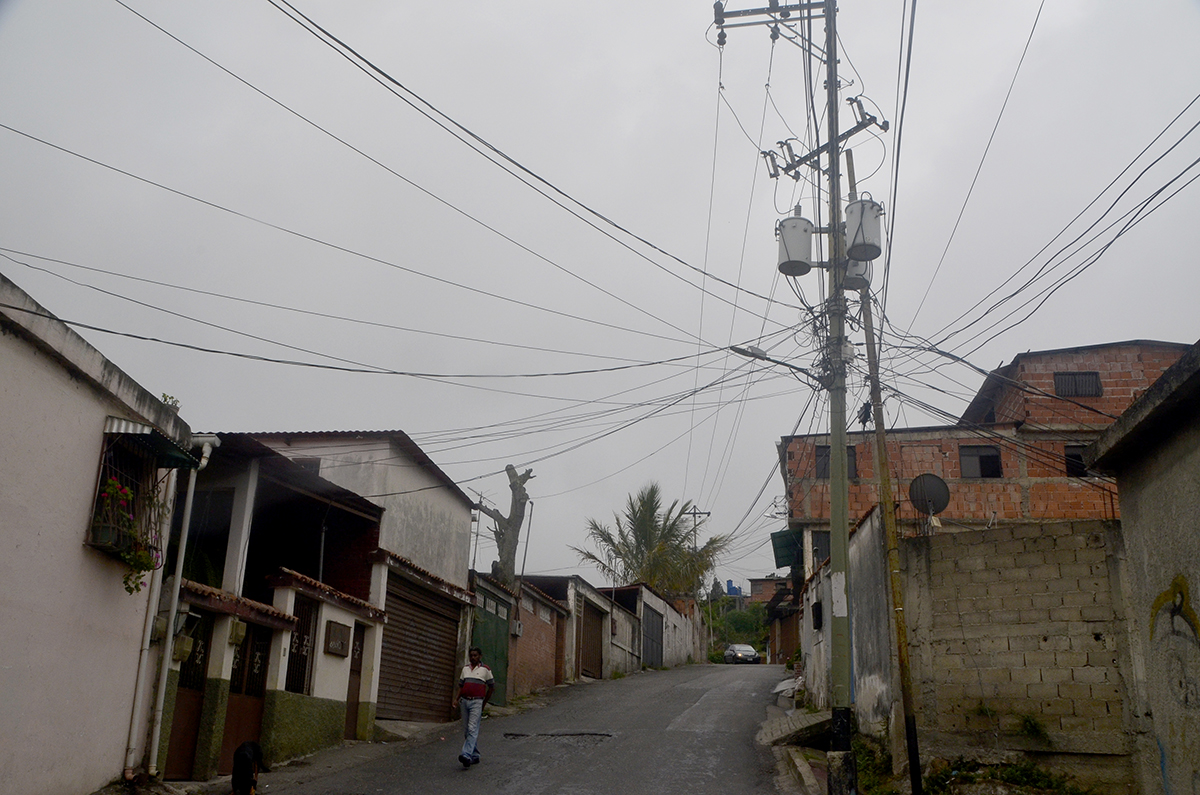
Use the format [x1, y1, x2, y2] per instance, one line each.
[2, 0, 1198, 590]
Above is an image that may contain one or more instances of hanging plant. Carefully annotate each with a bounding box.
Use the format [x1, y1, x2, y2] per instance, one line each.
[91, 474, 166, 594]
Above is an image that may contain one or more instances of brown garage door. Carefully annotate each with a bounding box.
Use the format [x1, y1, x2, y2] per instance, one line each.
[378, 575, 460, 721]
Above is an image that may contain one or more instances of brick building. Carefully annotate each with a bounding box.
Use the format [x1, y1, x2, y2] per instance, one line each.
[509, 582, 567, 698]
[748, 575, 792, 604]
[777, 340, 1188, 578]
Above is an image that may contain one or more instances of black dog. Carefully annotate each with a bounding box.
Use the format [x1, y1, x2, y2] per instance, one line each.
[230, 741, 269, 795]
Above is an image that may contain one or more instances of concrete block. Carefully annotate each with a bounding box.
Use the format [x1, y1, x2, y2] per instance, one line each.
[1010, 667, 1042, 684]
[1009, 635, 1041, 652]
[1090, 683, 1123, 701]
[998, 593, 1032, 609]
[1073, 665, 1111, 683]
[1058, 682, 1092, 700]
[1041, 667, 1072, 684]
[1015, 551, 1048, 567]
[1046, 549, 1079, 565]
[1030, 563, 1062, 580]
[1026, 683, 1059, 699]
[1056, 651, 1089, 667]
[1038, 634, 1072, 651]
[1031, 592, 1066, 609]
[1081, 605, 1113, 621]
[1061, 591, 1096, 606]
[1024, 650, 1057, 667]
[983, 527, 1015, 543]
[993, 652, 1026, 669]
[1019, 609, 1053, 624]
[989, 609, 1021, 624]
[978, 668, 1011, 684]
[1040, 698, 1075, 715]
[995, 540, 1025, 555]
[1074, 699, 1111, 717]
[970, 568, 1001, 583]
[1025, 535, 1057, 552]
[1058, 715, 1093, 733]
[1049, 606, 1085, 622]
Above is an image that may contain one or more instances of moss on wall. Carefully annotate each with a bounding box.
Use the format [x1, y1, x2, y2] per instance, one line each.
[192, 678, 230, 781]
[356, 702, 376, 741]
[155, 668, 179, 774]
[260, 690, 347, 765]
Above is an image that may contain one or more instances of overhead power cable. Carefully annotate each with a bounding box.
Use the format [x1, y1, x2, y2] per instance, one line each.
[0, 246, 662, 364]
[109, 0, 722, 347]
[0, 121, 697, 348]
[0, 299, 725, 382]
[259, 0, 796, 316]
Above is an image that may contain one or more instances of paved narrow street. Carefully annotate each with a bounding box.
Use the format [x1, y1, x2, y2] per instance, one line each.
[268, 663, 783, 795]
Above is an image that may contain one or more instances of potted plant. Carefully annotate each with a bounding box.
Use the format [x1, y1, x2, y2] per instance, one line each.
[91, 475, 164, 594]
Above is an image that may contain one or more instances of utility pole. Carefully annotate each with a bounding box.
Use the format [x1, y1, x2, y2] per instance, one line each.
[847, 150, 922, 795]
[716, 4, 888, 793]
[683, 505, 711, 552]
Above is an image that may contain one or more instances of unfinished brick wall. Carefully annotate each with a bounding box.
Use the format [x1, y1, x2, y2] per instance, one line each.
[905, 520, 1133, 793]
[1005, 344, 1187, 427]
[784, 430, 1117, 525]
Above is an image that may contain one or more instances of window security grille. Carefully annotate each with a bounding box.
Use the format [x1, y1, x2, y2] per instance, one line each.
[1054, 371, 1103, 397]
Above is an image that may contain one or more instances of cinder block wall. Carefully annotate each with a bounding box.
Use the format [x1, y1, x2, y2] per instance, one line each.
[903, 520, 1134, 794]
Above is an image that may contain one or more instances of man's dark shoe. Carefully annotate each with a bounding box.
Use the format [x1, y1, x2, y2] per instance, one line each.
[471, 756, 481, 765]
[459, 754, 472, 769]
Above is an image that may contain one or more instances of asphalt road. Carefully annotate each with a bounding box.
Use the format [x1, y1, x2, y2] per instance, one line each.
[269, 663, 784, 795]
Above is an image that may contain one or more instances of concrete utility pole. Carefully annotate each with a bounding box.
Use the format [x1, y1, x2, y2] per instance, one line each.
[717, 4, 889, 793]
[847, 150, 923, 795]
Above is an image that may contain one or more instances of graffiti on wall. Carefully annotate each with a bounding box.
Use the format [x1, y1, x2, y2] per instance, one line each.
[1150, 574, 1200, 709]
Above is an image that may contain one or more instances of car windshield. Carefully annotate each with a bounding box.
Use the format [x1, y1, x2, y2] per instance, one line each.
[730, 645, 754, 652]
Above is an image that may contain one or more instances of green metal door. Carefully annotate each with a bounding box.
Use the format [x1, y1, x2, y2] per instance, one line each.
[471, 596, 509, 706]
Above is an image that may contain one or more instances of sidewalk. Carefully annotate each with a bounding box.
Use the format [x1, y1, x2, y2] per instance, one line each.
[90, 693, 556, 795]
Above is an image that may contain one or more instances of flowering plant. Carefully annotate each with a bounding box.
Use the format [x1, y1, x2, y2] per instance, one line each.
[91, 476, 164, 594]
[94, 477, 137, 534]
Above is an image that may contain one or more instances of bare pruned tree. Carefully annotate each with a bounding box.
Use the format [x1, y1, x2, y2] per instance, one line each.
[476, 464, 534, 586]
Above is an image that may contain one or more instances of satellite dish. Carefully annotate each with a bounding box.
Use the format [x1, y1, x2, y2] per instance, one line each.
[908, 473, 949, 516]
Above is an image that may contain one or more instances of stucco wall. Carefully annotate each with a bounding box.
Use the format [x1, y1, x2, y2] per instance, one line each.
[0, 320, 173, 794]
[259, 435, 471, 589]
[1111, 417, 1200, 795]
[510, 590, 558, 697]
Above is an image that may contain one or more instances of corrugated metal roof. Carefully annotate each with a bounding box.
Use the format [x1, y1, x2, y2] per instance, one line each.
[105, 416, 198, 469]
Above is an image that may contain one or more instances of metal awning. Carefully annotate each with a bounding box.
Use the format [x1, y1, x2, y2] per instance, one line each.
[770, 527, 804, 569]
[104, 417, 198, 469]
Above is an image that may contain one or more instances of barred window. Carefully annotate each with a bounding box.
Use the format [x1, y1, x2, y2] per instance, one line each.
[286, 595, 318, 695]
[1054, 371, 1102, 398]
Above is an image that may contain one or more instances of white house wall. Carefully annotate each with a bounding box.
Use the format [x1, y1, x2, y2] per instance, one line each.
[259, 436, 470, 589]
[0, 279, 190, 795]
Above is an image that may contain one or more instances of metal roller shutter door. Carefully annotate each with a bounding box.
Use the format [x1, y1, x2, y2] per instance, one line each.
[378, 576, 461, 721]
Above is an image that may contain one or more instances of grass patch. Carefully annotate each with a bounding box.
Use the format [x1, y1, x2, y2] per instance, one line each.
[611, 670, 625, 680]
[1015, 714, 1051, 745]
[925, 758, 1088, 795]
[853, 736, 897, 795]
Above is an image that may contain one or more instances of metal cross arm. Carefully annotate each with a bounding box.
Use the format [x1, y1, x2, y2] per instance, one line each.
[714, 1, 825, 25]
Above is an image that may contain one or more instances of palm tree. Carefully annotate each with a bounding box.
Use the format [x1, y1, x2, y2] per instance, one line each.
[572, 482, 729, 597]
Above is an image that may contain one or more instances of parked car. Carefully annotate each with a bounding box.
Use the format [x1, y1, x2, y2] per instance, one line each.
[723, 644, 760, 664]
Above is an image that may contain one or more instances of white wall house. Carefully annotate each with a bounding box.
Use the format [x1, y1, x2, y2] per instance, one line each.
[0, 273, 195, 795]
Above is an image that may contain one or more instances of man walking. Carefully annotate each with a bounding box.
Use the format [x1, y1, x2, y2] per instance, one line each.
[452, 646, 494, 769]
